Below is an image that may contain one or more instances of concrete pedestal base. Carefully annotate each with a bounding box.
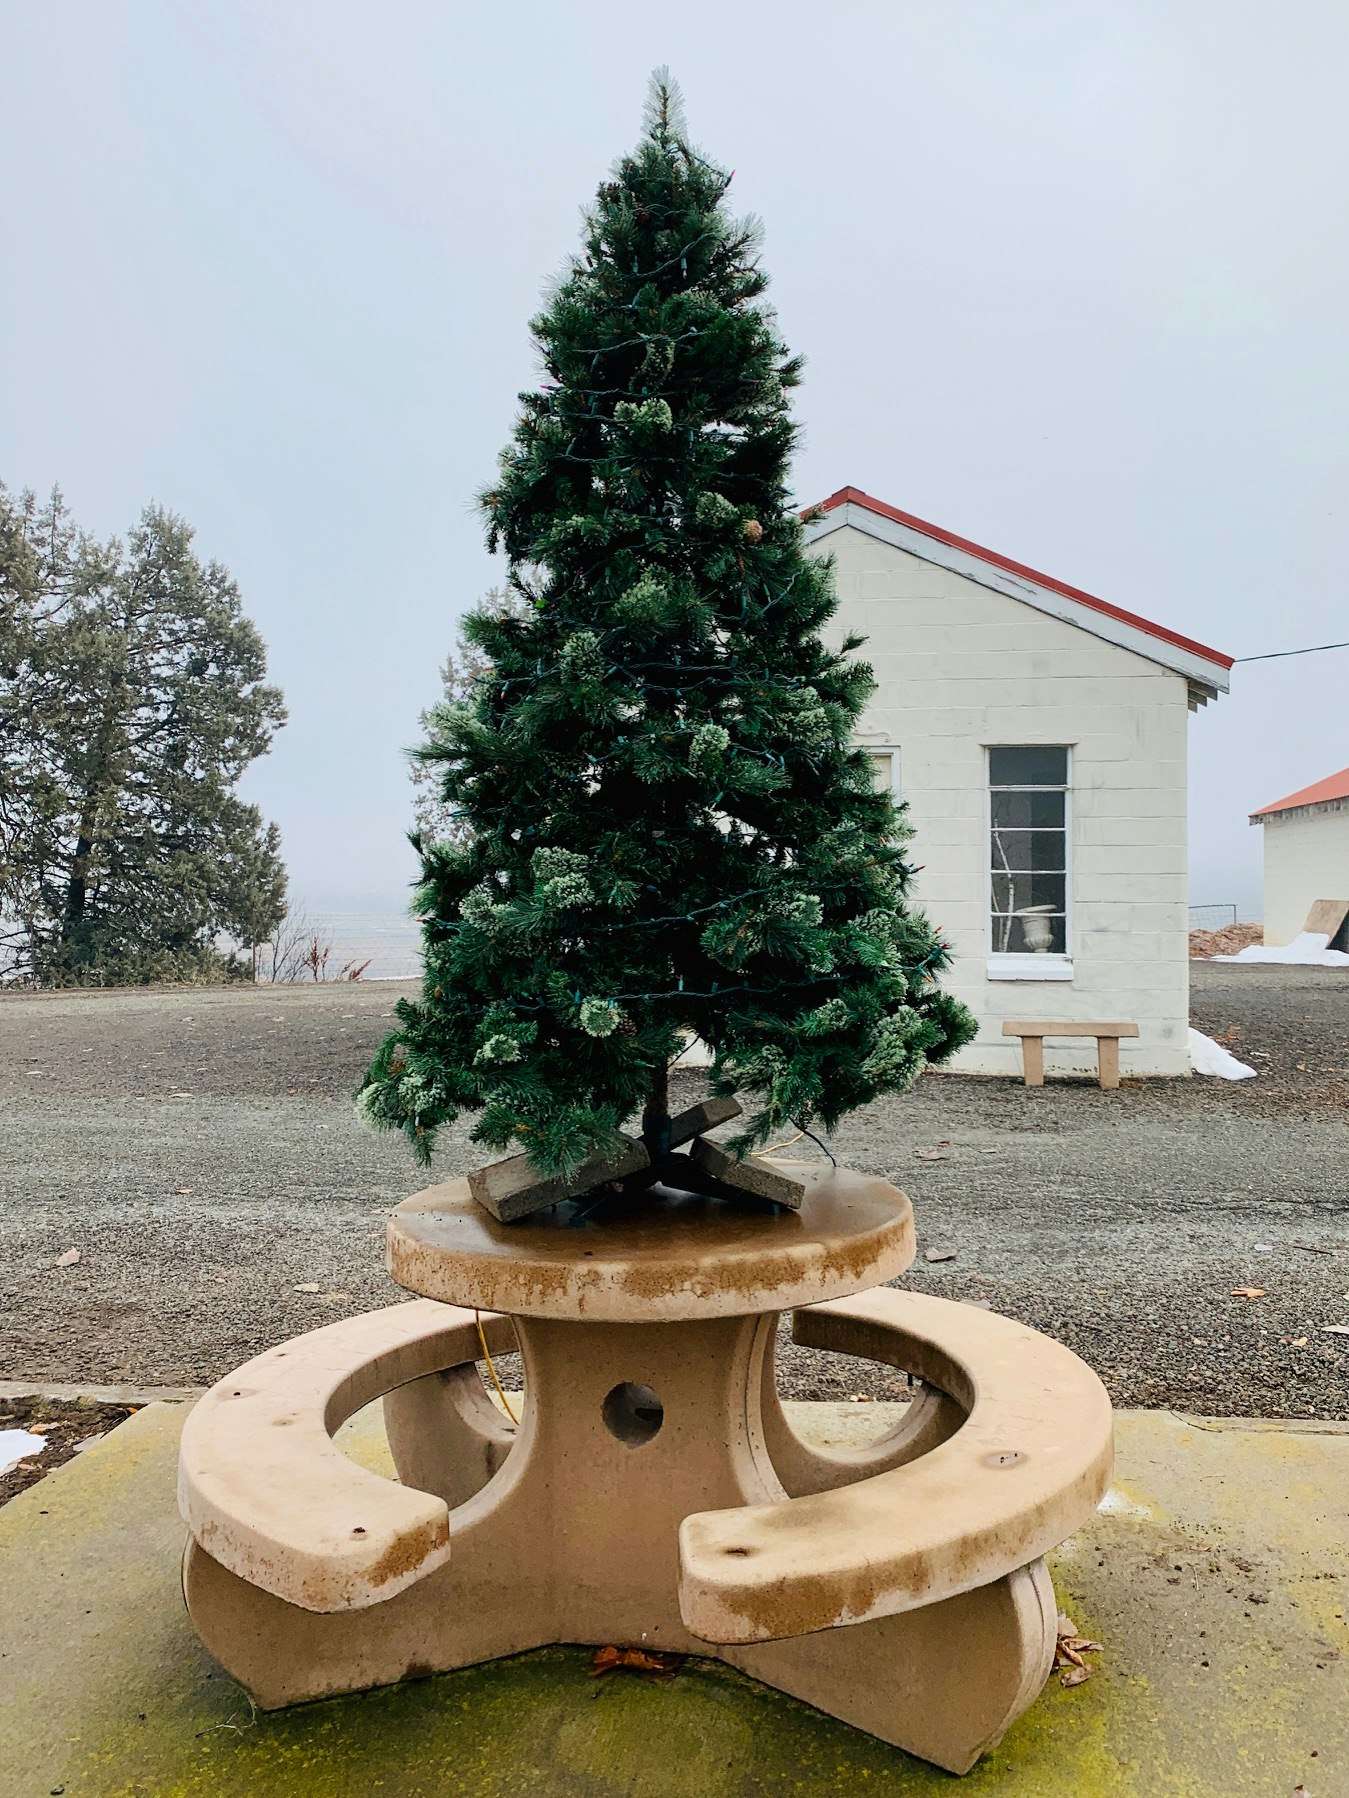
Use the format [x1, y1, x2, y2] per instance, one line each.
[179, 1170, 1112, 1775]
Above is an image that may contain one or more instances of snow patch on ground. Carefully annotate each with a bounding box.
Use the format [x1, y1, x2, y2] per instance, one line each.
[0, 1428, 48, 1475]
[1216, 931, 1349, 967]
[1097, 1486, 1155, 1519]
[1189, 1028, 1257, 1080]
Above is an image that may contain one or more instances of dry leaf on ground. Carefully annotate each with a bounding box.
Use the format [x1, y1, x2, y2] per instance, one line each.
[54, 1248, 81, 1268]
[1054, 1614, 1103, 1688]
[589, 1644, 683, 1679]
[924, 1249, 957, 1263]
[1230, 1287, 1267, 1299]
[292, 1282, 321, 1294]
[915, 1148, 950, 1161]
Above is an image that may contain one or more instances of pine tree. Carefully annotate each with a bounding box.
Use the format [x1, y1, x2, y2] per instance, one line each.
[0, 485, 287, 985]
[361, 74, 976, 1179]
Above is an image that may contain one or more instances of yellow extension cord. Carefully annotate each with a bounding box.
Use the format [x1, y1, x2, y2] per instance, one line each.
[475, 1309, 520, 1425]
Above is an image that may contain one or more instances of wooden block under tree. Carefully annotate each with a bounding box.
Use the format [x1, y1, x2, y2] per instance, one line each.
[469, 1134, 650, 1224]
[665, 1096, 742, 1148]
[688, 1135, 806, 1210]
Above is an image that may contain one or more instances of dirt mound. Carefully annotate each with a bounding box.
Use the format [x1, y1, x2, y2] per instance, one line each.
[1189, 922, 1263, 958]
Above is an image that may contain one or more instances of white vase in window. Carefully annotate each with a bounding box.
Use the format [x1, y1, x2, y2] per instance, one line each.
[1018, 905, 1056, 953]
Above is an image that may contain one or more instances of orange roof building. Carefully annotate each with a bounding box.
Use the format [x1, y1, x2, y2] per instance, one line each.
[1250, 766, 1349, 821]
[1248, 766, 1349, 946]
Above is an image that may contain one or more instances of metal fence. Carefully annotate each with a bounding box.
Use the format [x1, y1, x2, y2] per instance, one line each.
[1188, 903, 1239, 931]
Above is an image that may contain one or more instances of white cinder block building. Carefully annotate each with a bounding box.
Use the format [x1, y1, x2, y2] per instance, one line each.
[1250, 768, 1349, 947]
[804, 488, 1233, 1078]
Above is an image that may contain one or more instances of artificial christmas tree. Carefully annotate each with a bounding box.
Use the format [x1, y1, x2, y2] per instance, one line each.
[361, 73, 975, 1214]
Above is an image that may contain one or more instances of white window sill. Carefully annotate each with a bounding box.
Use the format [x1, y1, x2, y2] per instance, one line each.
[986, 954, 1074, 982]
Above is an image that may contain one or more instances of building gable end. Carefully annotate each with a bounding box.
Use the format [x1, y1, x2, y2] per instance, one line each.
[804, 496, 1231, 705]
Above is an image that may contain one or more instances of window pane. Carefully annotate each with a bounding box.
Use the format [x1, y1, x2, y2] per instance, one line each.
[991, 912, 1068, 954]
[991, 871, 1066, 913]
[990, 828, 1066, 873]
[990, 789, 1065, 830]
[989, 746, 1068, 787]
[868, 751, 895, 794]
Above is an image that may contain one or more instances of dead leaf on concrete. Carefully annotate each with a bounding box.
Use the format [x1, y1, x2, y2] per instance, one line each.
[590, 1644, 683, 1680]
[54, 1247, 81, 1268]
[292, 1282, 321, 1294]
[924, 1249, 957, 1263]
[1230, 1287, 1267, 1299]
[175, 1187, 194, 1196]
[915, 1148, 951, 1161]
[1055, 1615, 1103, 1687]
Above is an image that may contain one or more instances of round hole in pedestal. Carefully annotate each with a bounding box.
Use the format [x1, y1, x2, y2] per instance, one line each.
[601, 1382, 664, 1448]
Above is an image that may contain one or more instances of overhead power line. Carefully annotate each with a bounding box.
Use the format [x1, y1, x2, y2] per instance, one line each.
[1234, 640, 1349, 663]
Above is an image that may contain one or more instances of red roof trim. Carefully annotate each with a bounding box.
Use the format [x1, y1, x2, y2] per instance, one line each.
[1251, 765, 1349, 818]
[805, 486, 1234, 673]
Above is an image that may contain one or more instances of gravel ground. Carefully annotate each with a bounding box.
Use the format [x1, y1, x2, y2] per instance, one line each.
[1, 963, 1346, 1417]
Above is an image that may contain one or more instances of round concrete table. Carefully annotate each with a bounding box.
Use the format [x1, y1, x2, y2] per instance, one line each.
[179, 1167, 1112, 1774]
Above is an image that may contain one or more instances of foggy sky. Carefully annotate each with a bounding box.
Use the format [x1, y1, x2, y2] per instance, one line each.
[3, 1, 1346, 920]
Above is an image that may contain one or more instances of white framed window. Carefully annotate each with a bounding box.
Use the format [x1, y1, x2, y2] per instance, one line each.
[986, 745, 1073, 980]
[866, 746, 901, 800]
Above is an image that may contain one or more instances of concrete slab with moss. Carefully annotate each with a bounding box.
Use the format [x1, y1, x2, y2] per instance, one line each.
[1, 1397, 1344, 1796]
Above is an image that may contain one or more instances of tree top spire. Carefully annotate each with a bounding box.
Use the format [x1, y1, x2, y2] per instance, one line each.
[642, 66, 687, 145]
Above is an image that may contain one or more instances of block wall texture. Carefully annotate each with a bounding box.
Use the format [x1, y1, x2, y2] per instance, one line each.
[1260, 804, 1349, 945]
[812, 525, 1192, 1077]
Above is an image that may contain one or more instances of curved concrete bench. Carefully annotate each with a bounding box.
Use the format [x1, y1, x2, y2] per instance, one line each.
[178, 1299, 514, 1613]
[679, 1287, 1113, 1644]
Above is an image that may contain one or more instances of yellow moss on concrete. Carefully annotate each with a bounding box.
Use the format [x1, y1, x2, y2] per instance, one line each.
[0, 1403, 1344, 1795]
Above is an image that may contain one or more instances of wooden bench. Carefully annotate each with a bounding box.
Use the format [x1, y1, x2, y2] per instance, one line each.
[1001, 1019, 1139, 1089]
